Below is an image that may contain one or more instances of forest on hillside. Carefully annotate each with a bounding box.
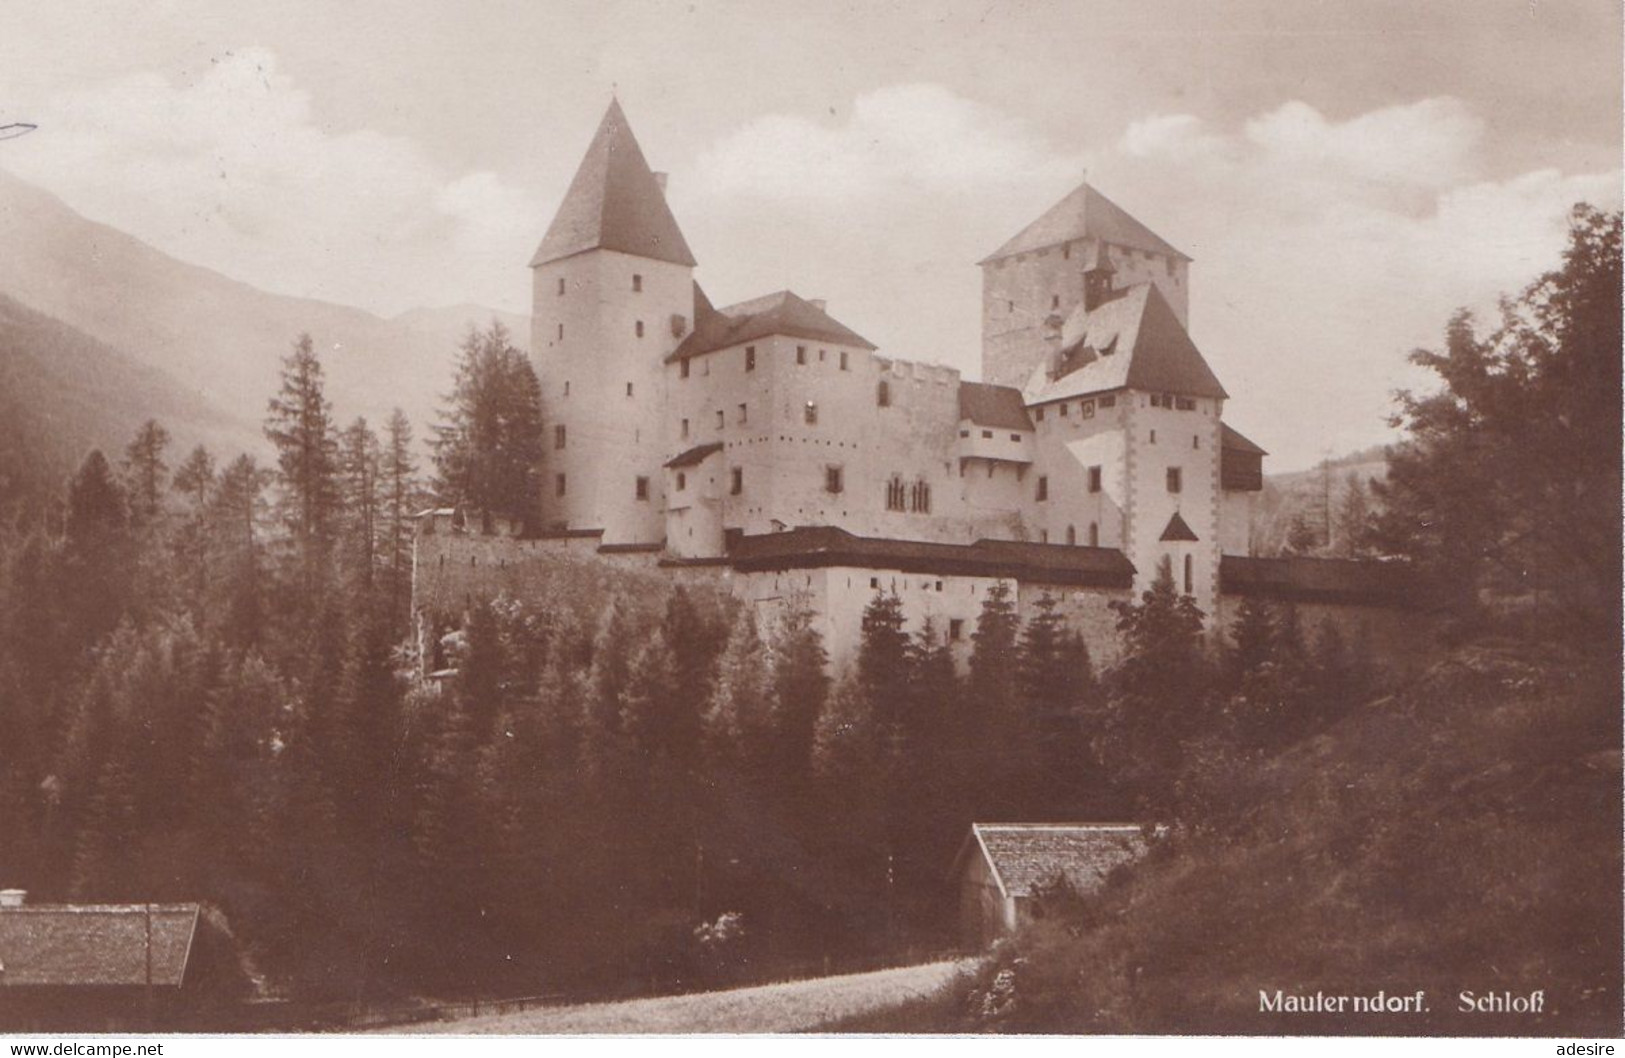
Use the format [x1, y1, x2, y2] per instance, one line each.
[0, 310, 1393, 1012]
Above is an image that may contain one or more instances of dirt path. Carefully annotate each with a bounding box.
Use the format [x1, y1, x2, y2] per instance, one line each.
[391, 959, 970, 1034]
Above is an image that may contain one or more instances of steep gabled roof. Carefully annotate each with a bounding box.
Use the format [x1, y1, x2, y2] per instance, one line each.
[666, 290, 876, 362]
[530, 99, 696, 268]
[955, 824, 1153, 898]
[1160, 511, 1200, 542]
[981, 181, 1190, 265]
[1025, 283, 1228, 404]
[958, 381, 1034, 432]
[0, 904, 200, 987]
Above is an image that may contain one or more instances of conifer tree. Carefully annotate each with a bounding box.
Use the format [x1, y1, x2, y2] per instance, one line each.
[769, 598, 830, 785]
[122, 419, 171, 526]
[265, 333, 340, 593]
[172, 445, 215, 513]
[382, 408, 421, 627]
[432, 322, 545, 526]
[338, 416, 382, 599]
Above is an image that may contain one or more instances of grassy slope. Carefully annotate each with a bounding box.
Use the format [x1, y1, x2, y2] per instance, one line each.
[854, 640, 1622, 1036]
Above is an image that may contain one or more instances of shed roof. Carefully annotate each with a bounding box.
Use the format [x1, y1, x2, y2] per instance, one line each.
[664, 442, 724, 469]
[1026, 284, 1227, 404]
[1221, 423, 1268, 455]
[958, 381, 1034, 432]
[668, 290, 875, 362]
[981, 181, 1190, 264]
[727, 526, 1135, 588]
[530, 99, 696, 268]
[958, 824, 1153, 899]
[0, 904, 199, 987]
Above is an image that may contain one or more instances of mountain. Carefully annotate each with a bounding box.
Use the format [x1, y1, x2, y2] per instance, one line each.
[0, 291, 254, 513]
[0, 167, 527, 447]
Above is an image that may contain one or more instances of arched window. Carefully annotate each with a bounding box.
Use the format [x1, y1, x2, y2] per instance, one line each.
[1065, 525, 1076, 546]
[1088, 521, 1099, 547]
[877, 380, 891, 407]
[1183, 554, 1194, 594]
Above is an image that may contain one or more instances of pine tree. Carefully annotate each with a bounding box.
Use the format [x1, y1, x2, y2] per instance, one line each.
[381, 408, 421, 628]
[210, 455, 272, 649]
[172, 445, 215, 513]
[122, 419, 171, 526]
[432, 322, 545, 526]
[337, 417, 382, 600]
[265, 333, 340, 593]
[62, 451, 134, 644]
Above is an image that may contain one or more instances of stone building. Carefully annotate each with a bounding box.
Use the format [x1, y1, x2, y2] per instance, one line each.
[413, 100, 1422, 672]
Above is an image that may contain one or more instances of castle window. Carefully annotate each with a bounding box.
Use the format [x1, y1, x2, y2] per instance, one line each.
[1100, 394, 1116, 408]
[558, 323, 564, 340]
[1035, 407, 1045, 421]
[1037, 475, 1048, 502]
[1063, 244, 1071, 261]
[1167, 257, 1176, 277]
[1089, 521, 1099, 547]
[557, 277, 565, 296]
[1040, 529, 1049, 543]
[1184, 554, 1194, 594]
[632, 273, 643, 292]
[949, 618, 964, 641]
[676, 472, 686, 491]
[886, 476, 906, 511]
[681, 418, 689, 439]
[737, 403, 747, 424]
[1167, 467, 1182, 493]
[627, 382, 634, 397]
[839, 351, 849, 371]
[981, 429, 993, 440]
[730, 467, 743, 495]
[555, 473, 567, 497]
[877, 380, 890, 407]
[1066, 525, 1076, 546]
[1150, 429, 1157, 443]
[564, 381, 570, 396]
[716, 410, 725, 429]
[1051, 294, 1060, 310]
[635, 476, 649, 501]
[1089, 466, 1102, 493]
[1010, 433, 1021, 442]
[1006, 300, 1014, 313]
[1176, 396, 1197, 411]
[745, 346, 756, 371]
[910, 479, 931, 513]
[554, 424, 567, 450]
[1193, 435, 1200, 450]
[1059, 403, 1069, 416]
[797, 345, 807, 365]
[1081, 400, 1095, 418]
[805, 402, 819, 425]
[870, 577, 880, 589]
[959, 429, 969, 438]
[825, 465, 844, 494]
[680, 360, 690, 379]
[819, 348, 826, 361]
[635, 320, 645, 338]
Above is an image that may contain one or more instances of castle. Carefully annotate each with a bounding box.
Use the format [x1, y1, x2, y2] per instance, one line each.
[413, 100, 1419, 672]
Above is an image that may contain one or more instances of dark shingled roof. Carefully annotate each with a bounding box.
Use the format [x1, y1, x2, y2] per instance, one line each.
[1027, 284, 1228, 404]
[981, 181, 1190, 264]
[664, 442, 724, 469]
[958, 381, 1034, 432]
[727, 526, 1135, 588]
[1221, 423, 1267, 455]
[530, 99, 697, 268]
[0, 904, 199, 987]
[1220, 555, 1416, 607]
[959, 824, 1153, 898]
[1159, 511, 1200, 542]
[667, 290, 876, 362]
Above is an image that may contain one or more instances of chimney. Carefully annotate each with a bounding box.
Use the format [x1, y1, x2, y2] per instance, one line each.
[653, 172, 668, 192]
[808, 298, 827, 312]
[0, 890, 26, 908]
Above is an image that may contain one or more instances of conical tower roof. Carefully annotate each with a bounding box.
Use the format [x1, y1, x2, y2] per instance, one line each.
[530, 99, 697, 268]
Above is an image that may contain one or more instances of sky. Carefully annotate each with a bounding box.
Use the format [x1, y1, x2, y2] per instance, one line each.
[2, 0, 1619, 469]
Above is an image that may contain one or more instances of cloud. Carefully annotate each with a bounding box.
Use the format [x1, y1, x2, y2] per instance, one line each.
[1, 47, 538, 314]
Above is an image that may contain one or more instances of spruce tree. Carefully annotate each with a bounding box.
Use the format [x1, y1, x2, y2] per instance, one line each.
[122, 419, 171, 526]
[265, 333, 340, 594]
[432, 322, 545, 526]
[382, 408, 421, 627]
[337, 417, 382, 600]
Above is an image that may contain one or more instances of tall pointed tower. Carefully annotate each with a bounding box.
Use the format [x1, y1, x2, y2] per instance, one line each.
[530, 100, 697, 544]
[979, 181, 1191, 389]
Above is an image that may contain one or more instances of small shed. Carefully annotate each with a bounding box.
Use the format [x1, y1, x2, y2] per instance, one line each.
[0, 898, 201, 1030]
[952, 823, 1154, 948]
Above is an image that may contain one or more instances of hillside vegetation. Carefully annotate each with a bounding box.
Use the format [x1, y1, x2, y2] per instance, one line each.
[862, 640, 1621, 1035]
